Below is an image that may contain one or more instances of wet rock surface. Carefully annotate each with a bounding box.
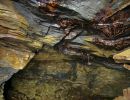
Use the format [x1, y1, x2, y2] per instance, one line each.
[114, 87, 130, 100]
[0, 0, 130, 100]
[0, 0, 26, 87]
[5, 47, 130, 100]
[0, 88, 4, 100]
[13, 0, 130, 59]
[0, 0, 43, 98]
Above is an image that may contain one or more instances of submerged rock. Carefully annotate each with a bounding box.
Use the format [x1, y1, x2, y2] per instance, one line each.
[0, 0, 130, 99]
[0, 0, 42, 91]
[114, 87, 130, 100]
[113, 48, 130, 63]
[0, 87, 4, 100]
[0, 46, 34, 70]
[12, 0, 130, 59]
[5, 47, 130, 100]
[123, 64, 130, 70]
[113, 48, 130, 70]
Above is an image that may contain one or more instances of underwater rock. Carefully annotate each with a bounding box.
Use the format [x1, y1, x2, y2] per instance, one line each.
[0, 0, 42, 88]
[0, 87, 4, 100]
[113, 48, 130, 70]
[0, 0, 28, 30]
[102, 0, 130, 19]
[5, 47, 130, 100]
[70, 36, 117, 58]
[58, 0, 109, 20]
[12, 0, 130, 58]
[0, 0, 45, 99]
[113, 48, 130, 63]
[0, 0, 28, 85]
[0, 0, 130, 99]
[0, 46, 34, 70]
[114, 87, 130, 100]
[123, 64, 130, 70]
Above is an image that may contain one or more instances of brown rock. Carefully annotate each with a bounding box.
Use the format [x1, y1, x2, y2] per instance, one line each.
[5, 47, 130, 100]
[123, 64, 130, 70]
[113, 48, 130, 63]
[114, 88, 130, 100]
[0, 46, 34, 69]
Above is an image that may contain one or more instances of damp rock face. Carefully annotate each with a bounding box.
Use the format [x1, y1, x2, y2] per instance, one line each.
[114, 87, 130, 100]
[0, 0, 130, 100]
[113, 49, 130, 63]
[0, 0, 27, 85]
[5, 47, 130, 100]
[0, 0, 44, 95]
[14, 0, 130, 60]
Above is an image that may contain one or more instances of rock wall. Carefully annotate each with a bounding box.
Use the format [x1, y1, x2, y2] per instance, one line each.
[5, 47, 130, 100]
[0, 0, 130, 100]
[0, 0, 44, 99]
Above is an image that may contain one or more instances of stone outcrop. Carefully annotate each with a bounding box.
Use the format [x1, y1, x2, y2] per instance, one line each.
[0, 0, 130, 100]
[5, 47, 130, 100]
[0, 0, 43, 98]
[114, 88, 130, 100]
